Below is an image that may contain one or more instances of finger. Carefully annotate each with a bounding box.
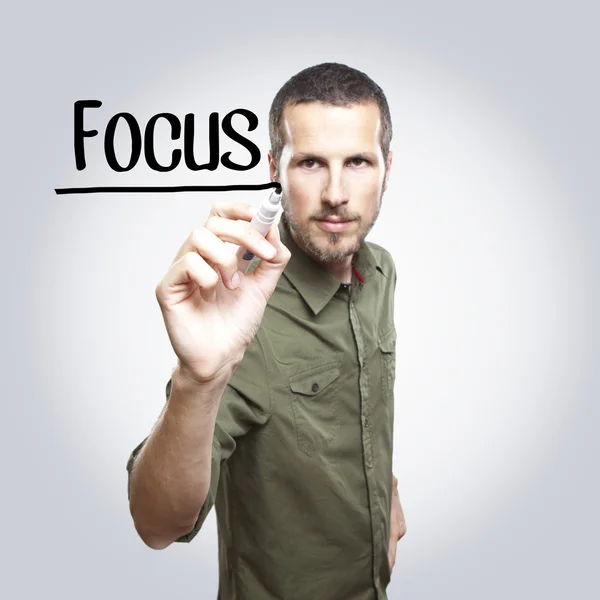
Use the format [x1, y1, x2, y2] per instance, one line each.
[184, 227, 241, 290]
[251, 222, 290, 270]
[159, 251, 219, 304]
[170, 203, 256, 265]
[208, 201, 257, 222]
[204, 216, 278, 261]
[172, 214, 269, 267]
[241, 223, 290, 298]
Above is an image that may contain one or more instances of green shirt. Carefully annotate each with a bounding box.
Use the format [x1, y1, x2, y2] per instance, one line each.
[127, 218, 397, 599]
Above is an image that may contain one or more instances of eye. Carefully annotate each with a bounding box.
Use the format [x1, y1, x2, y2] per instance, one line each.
[300, 158, 319, 169]
[348, 157, 367, 167]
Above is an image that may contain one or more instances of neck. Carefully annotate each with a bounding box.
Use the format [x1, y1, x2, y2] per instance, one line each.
[322, 257, 353, 284]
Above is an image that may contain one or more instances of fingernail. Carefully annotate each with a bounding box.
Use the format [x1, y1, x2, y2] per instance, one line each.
[231, 272, 240, 288]
[263, 242, 276, 258]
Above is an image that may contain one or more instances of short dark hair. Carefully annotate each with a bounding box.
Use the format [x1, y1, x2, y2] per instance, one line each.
[269, 62, 392, 164]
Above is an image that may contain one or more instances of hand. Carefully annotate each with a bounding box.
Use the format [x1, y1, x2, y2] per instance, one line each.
[388, 474, 407, 576]
[155, 201, 291, 385]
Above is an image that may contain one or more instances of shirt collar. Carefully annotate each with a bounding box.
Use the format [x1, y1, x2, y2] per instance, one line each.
[278, 216, 384, 316]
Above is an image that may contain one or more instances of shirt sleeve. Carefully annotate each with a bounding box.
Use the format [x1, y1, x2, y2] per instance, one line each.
[125, 329, 271, 543]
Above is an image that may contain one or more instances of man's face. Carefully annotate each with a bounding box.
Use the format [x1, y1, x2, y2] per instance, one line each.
[269, 101, 392, 265]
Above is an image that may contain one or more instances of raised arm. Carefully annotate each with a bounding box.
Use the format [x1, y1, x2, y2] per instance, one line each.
[128, 202, 290, 549]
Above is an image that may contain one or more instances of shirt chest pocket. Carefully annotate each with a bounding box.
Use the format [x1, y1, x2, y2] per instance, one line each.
[290, 362, 342, 457]
[378, 328, 396, 406]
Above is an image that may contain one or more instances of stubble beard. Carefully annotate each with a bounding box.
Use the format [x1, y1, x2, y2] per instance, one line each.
[281, 194, 382, 266]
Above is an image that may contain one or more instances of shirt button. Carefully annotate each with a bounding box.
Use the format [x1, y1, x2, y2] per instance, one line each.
[312, 382, 319, 393]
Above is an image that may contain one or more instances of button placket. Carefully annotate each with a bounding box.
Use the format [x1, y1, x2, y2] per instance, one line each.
[350, 292, 381, 597]
[349, 301, 372, 468]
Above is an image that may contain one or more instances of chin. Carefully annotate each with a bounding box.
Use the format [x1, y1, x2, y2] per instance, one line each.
[311, 233, 361, 264]
[285, 211, 366, 264]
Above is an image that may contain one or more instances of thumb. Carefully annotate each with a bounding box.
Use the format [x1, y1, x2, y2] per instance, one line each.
[246, 223, 291, 297]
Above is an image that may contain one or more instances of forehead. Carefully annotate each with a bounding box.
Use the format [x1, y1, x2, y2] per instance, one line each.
[281, 102, 382, 154]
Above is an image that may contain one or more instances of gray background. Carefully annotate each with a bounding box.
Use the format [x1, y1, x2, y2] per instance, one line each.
[2, 1, 599, 598]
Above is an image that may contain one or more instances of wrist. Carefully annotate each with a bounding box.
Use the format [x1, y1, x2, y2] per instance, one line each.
[174, 361, 232, 391]
[166, 363, 231, 419]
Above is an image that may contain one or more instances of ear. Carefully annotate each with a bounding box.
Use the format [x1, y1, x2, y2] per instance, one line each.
[268, 151, 279, 182]
[382, 151, 393, 193]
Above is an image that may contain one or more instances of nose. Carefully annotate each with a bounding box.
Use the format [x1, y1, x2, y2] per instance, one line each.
[322, 167, 349, 207]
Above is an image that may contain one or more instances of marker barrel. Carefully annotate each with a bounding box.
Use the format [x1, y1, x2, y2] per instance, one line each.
[236, 190, 282, 273]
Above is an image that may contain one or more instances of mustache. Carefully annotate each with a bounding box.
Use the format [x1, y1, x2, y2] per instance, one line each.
[311, 208, 361, 221]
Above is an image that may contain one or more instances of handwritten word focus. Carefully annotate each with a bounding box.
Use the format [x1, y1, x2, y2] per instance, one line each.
[74, 100, 262, 173]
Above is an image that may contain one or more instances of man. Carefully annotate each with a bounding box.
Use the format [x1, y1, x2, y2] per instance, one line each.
[127, 62, 406, 599]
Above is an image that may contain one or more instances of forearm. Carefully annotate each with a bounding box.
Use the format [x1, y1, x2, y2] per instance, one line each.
[128, 365, 230, 549]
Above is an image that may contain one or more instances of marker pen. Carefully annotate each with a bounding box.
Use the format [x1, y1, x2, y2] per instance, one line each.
[236, 188, 282, 274]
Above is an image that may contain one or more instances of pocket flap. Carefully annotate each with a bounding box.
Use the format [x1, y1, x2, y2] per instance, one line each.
[290, 364, 341, 396]
[378, 329, 397, 353]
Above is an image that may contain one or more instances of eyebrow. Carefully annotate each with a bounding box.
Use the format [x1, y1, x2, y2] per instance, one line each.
[349, 152, 379, 163]
[292, 152, 379, 162]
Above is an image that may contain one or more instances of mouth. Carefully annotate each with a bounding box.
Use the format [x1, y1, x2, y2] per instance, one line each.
[315, 218, 355, 233]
